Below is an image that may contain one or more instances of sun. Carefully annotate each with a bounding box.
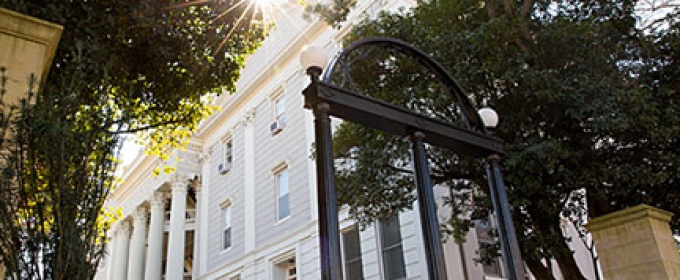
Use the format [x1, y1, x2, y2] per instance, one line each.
[252, 0, 294, 24]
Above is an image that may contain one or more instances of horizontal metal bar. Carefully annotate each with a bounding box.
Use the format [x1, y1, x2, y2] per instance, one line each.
[303, 81, 505, 157]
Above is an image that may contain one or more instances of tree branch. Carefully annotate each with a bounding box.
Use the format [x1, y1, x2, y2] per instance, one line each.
[521, 0, 535, 17]
[107, 117, 189, 134]
[485, 0, 497, 18]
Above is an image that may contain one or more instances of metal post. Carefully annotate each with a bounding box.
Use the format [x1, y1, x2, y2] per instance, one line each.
[411, 131, 448, 280]
[486, 154, 525, 280]
[313, 101, 344, 280]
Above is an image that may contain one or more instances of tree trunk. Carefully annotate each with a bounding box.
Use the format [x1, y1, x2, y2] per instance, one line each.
[526, 257, 557, 280]
[553, 223, 588, 280]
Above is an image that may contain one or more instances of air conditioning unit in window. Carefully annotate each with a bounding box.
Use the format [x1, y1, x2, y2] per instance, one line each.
[217, 162, 231, 175]
[270, 119, 286, 135]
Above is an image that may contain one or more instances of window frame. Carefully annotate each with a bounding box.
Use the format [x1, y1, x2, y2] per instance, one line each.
[378, 214, 407, 280]
[274, 94, 286, 124]
[271, 250, 297, 280]
[220, 199, 233, 251]
[475, 219, 504, 277]
[223, 138, 233, 165]
[270, 88, 286, 135]
[274, 164, 290, 221]
[341, 226, 364, 280]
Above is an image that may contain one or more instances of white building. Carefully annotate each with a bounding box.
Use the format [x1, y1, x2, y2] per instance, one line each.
[98, 1, 598, 279]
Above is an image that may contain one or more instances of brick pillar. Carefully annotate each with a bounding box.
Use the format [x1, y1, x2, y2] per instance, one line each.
[586, 204, 680, 280]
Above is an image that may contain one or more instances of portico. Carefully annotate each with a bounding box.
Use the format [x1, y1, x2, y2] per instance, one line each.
[106, 173, 200, 280]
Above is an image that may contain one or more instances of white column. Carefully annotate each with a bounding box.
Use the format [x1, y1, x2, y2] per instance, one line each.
[127, 207, 148, 280]
[144, 192, 165, 280]
[165, 178, 188, 280]
[198, 152, 211, 275]
[105, 230, 118, 280]
[243, 109, 256, 252]
[112, 222, 130, 280]
[191, 178, 201, 280]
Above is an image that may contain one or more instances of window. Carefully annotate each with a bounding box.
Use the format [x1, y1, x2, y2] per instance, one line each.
[286, 264, 297, 280]
[222, 206, 232, 250]
[274, 257, 296, 280]
[224, 139, 233, 164]
[342, 227, 364, 280]
[218, 138, 233, 175]
[275, 95, 286, 124]
[271, 94, 286, 135]
[475, 219, 503, 277]
[379, 214, 406, 280]
[277, 169, 290, 220]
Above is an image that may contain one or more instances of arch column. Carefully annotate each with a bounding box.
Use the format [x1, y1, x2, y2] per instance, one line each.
[165, 176, 188, 280]
[127, 207, 148, 280]
[144, 192, 165, 280]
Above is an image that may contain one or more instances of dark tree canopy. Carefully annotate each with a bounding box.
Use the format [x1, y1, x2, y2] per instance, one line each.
[320, 1, 680, 279]
[0, 0, 267, 278]
[7, 0, 265, 123]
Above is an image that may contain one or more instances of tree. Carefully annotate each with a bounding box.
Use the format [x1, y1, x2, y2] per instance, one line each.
[312, 1, 680, 279]
[0, 0, 267, 278]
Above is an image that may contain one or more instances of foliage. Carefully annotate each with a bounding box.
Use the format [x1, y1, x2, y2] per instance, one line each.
[0, 0, 267, 278]
[0, 70, 120, 279]
[4, 0, 267, 156]
[319, 1, 680, 279]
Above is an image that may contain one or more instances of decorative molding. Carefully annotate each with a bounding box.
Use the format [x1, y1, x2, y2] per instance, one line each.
[207, 142, 219, 157]
[268, 85, 286, 99]
[198, 150, 211, 164]
[150, 192, 166, 207]
[240, 107, 257, 126]
[219, 198, 233, 209]
[170, 173, 191, 185]
[220, 131, 233, 143]
[271, 159, 290, 174]
[186, 142, 203, 153]
[132, 207, 148, 222]
[117, 221, 131, 235]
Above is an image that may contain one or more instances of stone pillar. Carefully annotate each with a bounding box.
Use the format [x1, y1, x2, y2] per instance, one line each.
[144, 192, 165, 280]
[112, 222, 131, 280]
[127, 207, 148, 280]
[586, 204, 680, 280]
[243, 110, 257, 253]
[105, 231, 118, 280]
[191, 178, 201, 279]
[165, 178, 188, 280]
[0, 8, 62, 105]
[198, 151, 211, 276]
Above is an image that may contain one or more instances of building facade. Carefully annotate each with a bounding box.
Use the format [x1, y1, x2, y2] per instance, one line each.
[98, 1, 598, 279]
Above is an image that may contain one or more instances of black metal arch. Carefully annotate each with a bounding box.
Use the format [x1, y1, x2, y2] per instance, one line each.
[302, 36, 524, 280]
[322, 37, 486, 133]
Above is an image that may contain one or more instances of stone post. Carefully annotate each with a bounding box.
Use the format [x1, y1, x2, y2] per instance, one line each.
[112, 222, 131, 280]
[191, 177, 201, 280]
[586, 204, 680, 280]
[166, 176, 188, 280]
[144, 192, 166, 280]
[0, 8, 62, 103]
[127, 207, 148, 280]
[0, 10, 61, 278]
[105, 231, 118, 280]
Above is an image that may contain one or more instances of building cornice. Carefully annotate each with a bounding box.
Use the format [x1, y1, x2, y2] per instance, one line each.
[196, 18, 330, 145]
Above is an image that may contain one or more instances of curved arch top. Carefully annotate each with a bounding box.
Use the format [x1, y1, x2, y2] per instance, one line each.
[322, 37, 486, 133]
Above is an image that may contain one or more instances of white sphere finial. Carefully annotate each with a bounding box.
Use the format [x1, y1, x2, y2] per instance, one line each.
[300, 45, 329, 71]
[478, 107, 499, 128]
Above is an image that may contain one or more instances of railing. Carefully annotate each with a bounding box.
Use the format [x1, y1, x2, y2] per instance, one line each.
[165, 209, 197, 221]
